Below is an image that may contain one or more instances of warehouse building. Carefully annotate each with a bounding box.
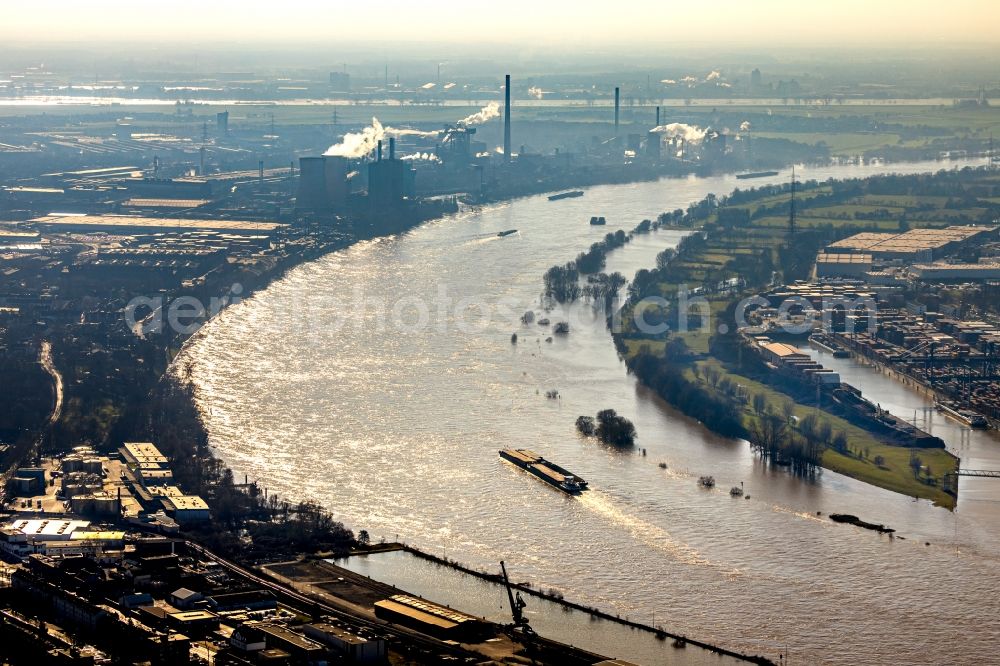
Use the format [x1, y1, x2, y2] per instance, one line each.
[160, 495, 211, 523]
[825, 225, 997, 261]
[910, 262, 1000, 282]
[0, 519, 92, 558]
[121, 442, 169, 468]
[30, 214, 285, 236]
[374, 594, 488, 641]
[815, 253, 873, 277]
[302, 622, 386, 663]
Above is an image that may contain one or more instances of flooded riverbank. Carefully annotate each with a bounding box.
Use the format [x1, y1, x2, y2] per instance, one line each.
[181, 158, 1000, 664]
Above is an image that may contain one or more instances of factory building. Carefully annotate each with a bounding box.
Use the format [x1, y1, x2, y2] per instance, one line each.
[159, 495, 210, 524]
[123, 177, 213, 199]
[645, 131, 662, 159]
[302, 622, 387, 663]
[367, 138, 415, 212]
[297, 155, 351, 211]
[0, 519, 93, 558]
[436, 126, 484, 164]
[121, 442, 169, 468]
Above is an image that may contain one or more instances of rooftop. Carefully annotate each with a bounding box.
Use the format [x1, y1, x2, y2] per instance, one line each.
[826, 226, 997, 255]
[5, 519, 90, 538]
[816, 253, 873, 264]
[31, 214, 284, 234]
[122, 442, 168, 465]
[763, 342, 809, 358]
[123, 198, 212, 208]
[162, 495, 210, 512]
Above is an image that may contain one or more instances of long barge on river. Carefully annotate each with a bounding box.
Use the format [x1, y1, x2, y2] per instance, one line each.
[499, 448, 588, 494]
[936, 401, 990, 429]
[548, 190, 584, 201]
[736, 170, 779, 180]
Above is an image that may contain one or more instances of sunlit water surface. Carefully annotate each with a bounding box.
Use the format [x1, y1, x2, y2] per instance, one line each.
[180, 159, 1000, 665]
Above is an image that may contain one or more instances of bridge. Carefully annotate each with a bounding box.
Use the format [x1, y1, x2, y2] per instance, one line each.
[952, 469, 1000, 479]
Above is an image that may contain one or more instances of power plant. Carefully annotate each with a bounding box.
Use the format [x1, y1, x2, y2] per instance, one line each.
[287, 74, 739, 232]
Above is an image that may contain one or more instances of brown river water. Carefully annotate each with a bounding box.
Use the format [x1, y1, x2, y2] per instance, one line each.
[179, 159, 1000, 665]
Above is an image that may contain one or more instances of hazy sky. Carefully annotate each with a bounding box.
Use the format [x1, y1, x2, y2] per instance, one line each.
[4, 0, 999, 46]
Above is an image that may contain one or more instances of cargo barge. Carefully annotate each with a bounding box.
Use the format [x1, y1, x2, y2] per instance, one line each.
[499, 449, 588, 494]
[548, 190, 584, 201]
[736, 170, 779, 180]
[936, 401, 990, 429]
[809, 334, 851, 358]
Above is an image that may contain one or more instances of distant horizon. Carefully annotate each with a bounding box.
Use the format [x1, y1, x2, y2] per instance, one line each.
[3, 0, 999, 48]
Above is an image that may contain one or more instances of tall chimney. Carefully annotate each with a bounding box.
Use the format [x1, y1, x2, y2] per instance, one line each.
[614, 87, 620, 135]
[258, 160, 264, 184]
[389, 137, 396, 160]
[656, 106, 660, 127]
[377, 139, 383, 161]
[504, 74, 511, 162]
[199, 146, 205, 176]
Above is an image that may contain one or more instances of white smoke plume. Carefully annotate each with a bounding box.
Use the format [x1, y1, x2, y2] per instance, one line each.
[528, 86, 544, 100]
[324, 118, 439, 158]
[681, 76, 698, 84]
[389, 128, 439, 138]
[458, 101, 500, 127]
[660, 79, 676, 85]
[324, 102, 500, 158]
[706, 70, 722, 81]
[651, 123, 708, 143]
[400, 152, 440, 162]
[740, 120, 751, 132]
[324, 117, 385, 158]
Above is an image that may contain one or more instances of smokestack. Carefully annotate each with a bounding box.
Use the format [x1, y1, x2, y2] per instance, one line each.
[199, 146, 205, 176]
[377, 140, 383, 161]
[614, 87, 620, 135]
[389, 137, 396, 160]
[504, 74, 511, 162]
[258, 160, 264, 184]
[656, 106, 660, 127]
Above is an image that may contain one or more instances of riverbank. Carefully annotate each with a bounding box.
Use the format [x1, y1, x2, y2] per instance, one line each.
[175, 156, 1000, 666]
[609, 170, 980, 507]
[360, 543, 776, 665]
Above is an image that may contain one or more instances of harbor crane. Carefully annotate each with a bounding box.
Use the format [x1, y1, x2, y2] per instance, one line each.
[500, 560, 534, 634]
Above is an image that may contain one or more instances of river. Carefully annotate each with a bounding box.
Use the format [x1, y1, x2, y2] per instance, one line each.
[179, 158, 1000, 665]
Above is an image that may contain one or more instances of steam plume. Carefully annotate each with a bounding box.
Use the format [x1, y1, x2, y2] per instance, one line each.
[651, 123, 708, 143]
[401, 152, 440, 162]
[324, 117, 385, 158]
[323, 118, 437, 158]
[457, 101, 500, 127]
[324, 102, 498, 158]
